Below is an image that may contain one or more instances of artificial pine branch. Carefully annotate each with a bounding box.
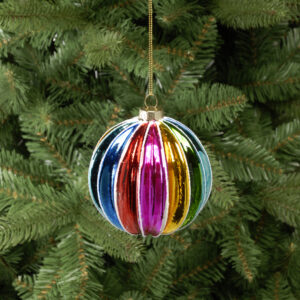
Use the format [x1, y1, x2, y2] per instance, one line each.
[0, 0, 87, 32]
[212, 0, 291, 29]
[259, 174, 300, 227]
[220, 219, 261, 282]
[0, 0, 299, 298]
[0, 203, 74, 252]
[13, 275, 35, 300]
[78, 204, 144, 262]
[0, 149, 58, 187]
[130, 246, 175, 298]
[164, 84, 247, 131]
[54, 225, 104, 299]
[260, 272, 296, 300]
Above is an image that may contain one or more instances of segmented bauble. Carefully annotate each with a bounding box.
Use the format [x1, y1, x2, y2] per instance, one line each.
[88, 110, 212, 237]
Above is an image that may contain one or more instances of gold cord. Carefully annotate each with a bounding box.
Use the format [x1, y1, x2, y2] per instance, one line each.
[144, 0, 158, 109]
[148, 0, 153, 96]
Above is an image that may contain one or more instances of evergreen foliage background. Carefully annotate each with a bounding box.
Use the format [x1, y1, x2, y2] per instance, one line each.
[0, 0, 299, 299]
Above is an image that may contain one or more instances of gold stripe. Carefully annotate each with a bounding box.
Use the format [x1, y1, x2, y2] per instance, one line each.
[159, 122, 190, 234]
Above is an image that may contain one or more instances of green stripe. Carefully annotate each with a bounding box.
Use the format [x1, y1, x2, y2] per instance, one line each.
[164, 121, 202, 227]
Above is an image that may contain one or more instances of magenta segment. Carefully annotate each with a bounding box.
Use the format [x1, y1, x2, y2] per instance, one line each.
[139, 121, 168, 236]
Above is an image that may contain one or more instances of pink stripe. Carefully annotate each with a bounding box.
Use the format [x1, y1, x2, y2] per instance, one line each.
[139, 122, 168, 236]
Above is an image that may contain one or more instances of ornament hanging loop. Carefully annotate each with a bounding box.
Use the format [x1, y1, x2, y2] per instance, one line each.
[144, 94, 158, 110]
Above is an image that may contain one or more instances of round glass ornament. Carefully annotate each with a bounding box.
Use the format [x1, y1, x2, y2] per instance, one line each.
[88, 108, 212, 237]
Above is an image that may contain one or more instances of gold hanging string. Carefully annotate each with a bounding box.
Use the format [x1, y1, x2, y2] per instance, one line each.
[148, 0, 153, 96]
[144, 0, 158, 109]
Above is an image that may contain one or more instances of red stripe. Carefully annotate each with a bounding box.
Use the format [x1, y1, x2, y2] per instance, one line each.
[115, 123, 148, 234]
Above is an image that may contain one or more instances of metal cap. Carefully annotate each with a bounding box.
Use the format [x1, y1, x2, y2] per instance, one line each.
[138, 107, 164, 121]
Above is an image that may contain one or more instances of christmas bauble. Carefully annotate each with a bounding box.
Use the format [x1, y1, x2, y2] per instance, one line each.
[88, 109, 212, 237]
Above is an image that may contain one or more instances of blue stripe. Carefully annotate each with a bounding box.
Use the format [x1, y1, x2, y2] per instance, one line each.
[88, 120, 136, 215]
[97, 122, 140, 229]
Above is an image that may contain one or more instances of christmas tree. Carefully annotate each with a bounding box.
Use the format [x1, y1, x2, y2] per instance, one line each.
[0, 0, 300, 299]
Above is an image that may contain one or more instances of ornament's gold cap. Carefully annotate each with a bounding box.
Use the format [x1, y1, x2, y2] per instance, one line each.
[138, 107, 164, 121]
